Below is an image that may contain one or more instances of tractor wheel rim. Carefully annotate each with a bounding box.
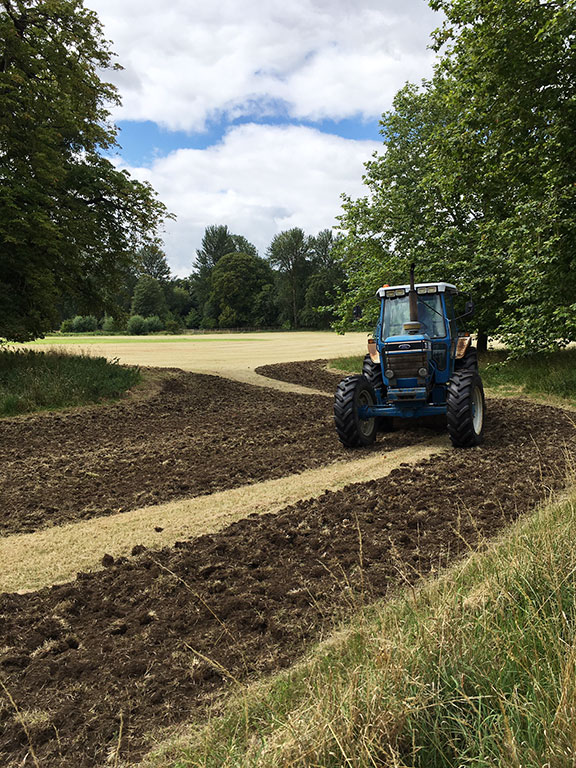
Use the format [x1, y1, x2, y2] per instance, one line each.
[472, 386, 483, 433]
[358, 390, 375, 436]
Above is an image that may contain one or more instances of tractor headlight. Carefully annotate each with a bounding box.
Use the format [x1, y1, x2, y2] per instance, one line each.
[418, 367, 428, 377]
[385, 368, 394, 379]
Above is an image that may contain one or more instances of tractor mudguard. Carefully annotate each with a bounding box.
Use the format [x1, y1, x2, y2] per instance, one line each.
[367, 337, 380, 364]
[455, 334, 472, 359]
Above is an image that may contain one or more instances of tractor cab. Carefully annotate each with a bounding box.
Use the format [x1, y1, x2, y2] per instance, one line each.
[334, 266, 484, 449]
[375, 281, 459, 403]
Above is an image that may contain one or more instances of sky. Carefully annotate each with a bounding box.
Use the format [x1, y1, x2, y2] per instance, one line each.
[86, 0, 441, 277]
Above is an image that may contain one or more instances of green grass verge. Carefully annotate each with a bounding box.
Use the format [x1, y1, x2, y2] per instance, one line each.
[330, 348, 576, 405]
[146, 486, 576, 768]
[0, 348, 141, 416]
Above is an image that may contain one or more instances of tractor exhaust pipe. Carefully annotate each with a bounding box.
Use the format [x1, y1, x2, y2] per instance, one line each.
[403, 262, 421, 335]
[409, 262, 418, 323]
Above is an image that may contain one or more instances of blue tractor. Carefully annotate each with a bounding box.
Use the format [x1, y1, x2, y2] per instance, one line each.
[334, 266, 485, 448]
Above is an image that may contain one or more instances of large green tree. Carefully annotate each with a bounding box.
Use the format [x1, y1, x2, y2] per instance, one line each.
[0, 0, 168, 341]
[190, 224, 259, 328]
[210, 252, 276, 328]
[336, 0, 576, 352]
[267, 228, 314, 328]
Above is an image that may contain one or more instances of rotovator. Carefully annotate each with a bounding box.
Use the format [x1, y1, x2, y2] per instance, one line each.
[334, 265, 485, 448]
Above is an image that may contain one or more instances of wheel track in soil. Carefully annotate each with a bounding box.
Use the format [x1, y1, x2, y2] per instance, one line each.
[2, 361, 575, 767]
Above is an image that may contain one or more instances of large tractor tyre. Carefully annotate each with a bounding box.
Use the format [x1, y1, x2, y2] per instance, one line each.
[446, 370, 485, 447]
[455, 346, 478, 372]
[361, 355, 394, 433]
[334, 375, 378, 448]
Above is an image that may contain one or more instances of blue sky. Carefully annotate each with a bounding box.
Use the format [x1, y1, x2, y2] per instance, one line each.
[89, 0, 441, 276]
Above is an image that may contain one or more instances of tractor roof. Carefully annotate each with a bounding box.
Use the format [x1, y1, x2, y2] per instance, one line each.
[376, 282, 458, 298]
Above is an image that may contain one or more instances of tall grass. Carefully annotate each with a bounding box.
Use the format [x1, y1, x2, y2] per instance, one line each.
[0, 348, 141, 416]
[481, 349, 576, 404]
[146, 488, 576, 768]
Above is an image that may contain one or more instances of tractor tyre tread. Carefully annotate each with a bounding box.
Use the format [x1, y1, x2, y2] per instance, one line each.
[361, 355, 394, 433]
[446, 369, 485, 448]
[334, 375, 377, 448]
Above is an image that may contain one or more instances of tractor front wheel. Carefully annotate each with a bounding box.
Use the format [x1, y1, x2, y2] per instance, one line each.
[334, 375, 377, 447]
[361, 355, 394, 433]
[446, 370, 485, 447]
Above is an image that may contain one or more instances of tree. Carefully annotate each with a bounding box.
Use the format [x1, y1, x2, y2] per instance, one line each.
[190, 225, 259, 328]
[301, 229, 345, 328]
[210, 252, 275, 328]
[131, 276, 167, 318]
[0, 0, 169, 341]
[135, 245, 171, 282]
[335, 0, 576, 352]
[267, 228, 314, 328]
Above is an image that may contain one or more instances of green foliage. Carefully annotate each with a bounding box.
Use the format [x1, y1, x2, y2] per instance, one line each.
[164, 313, 183, 334]
[60, 315, 98, 333]
[131, 275, 167, 318]
[211, 251, 276, 328]
[143, 315, 164, 333]
[267, 228, 314, 328]
[0, 0, 169, 342]
[126, 314, 147, 335]
[191, 225, 259, 326]
[335, 0, 576, 352]
[0, 348, 140, 415]
[135, 244, 171, 283]
[101, 315, 125, 333]
[185, 308, 202, 329]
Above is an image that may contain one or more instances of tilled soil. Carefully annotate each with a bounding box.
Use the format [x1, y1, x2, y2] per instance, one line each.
[1, 399, 574, 767]
[0, 370, 427, 536]
[256, 358, 343, 393]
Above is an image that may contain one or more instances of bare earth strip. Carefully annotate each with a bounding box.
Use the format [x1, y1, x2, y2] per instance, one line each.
[0, 440, 446, 594]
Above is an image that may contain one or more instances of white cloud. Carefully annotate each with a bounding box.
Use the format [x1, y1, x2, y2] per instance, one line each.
[121, 124, 380, 276]
[88, 0, 439, 130]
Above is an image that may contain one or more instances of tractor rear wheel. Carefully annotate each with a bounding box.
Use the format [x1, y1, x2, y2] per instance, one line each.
[361, 355, 394, 433]
[334, 375, 377, 447]
[446, 370, 485, 447]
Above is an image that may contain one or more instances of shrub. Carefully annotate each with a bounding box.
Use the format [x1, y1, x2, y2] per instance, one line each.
[102, 315, 125, 333]
[164, 315, 183, 334]
[70, 315, 98, 333]
[143, 315, 164, 333]
[60, 318, 75, 333]
[127, 315, 147, 335]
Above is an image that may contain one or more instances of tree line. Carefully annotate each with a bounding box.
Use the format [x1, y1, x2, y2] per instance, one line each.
[59, 225, 344, 333]
[2, 0, 575, 350]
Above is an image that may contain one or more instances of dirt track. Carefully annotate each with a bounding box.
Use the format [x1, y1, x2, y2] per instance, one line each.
[0, 370, 430, 536]
[1, 390, 575, 766]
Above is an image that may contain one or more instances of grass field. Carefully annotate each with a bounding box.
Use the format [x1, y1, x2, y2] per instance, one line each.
[0, 348, 140, 416]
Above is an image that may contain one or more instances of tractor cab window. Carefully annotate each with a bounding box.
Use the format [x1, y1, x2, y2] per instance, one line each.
[382, 294, 446, 339]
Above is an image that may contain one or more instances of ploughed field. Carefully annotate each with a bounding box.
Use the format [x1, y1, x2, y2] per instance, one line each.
[0, 369, 429, 536]
[1, 363, 575, 767]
